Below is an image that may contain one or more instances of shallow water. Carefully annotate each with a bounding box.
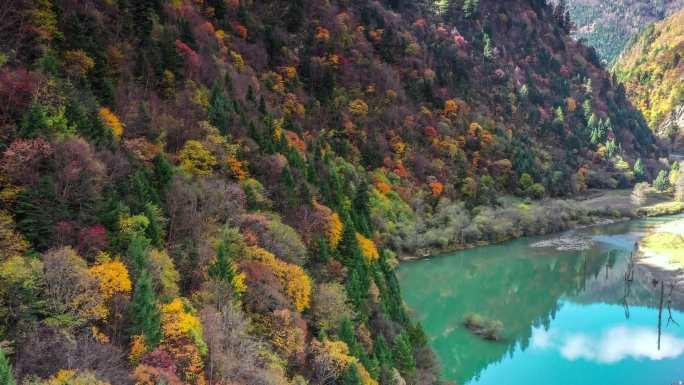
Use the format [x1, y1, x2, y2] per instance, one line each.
[397, 215, 684, 385]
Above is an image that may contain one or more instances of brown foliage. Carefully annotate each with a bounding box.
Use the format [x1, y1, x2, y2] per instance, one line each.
[14, 327, 130, 385]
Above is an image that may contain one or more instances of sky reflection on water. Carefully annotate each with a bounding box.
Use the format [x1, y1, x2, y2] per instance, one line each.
[398, 215, 684, 385]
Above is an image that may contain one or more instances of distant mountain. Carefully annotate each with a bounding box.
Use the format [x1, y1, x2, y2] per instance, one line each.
[613, 9, 684, 149]
[564, 0, 684, 63]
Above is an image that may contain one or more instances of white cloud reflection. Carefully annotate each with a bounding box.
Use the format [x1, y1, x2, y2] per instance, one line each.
[531, 325, 684, 363]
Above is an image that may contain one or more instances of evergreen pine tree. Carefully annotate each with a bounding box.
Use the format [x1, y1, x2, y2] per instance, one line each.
[379, 252, 408, 324]
[374, 334, 393, 366]
[144, 203, 166, 249]
[340, 364, 363, 385]
[315, 237, 331, 263]
[346, 263, 370, 312]
[338, 216, 361, 265]
[281, 166, 299, 208]
[392, 332, 416, 377]
[208, 84, 232, 135]
[208, 241, 237, 284]
[337, 317, 378, 376]
[152, 154, 174, 198]
[352, 182, 373, 236]
[407, 322, 429, 348]
[653, 170, 669, 192]
[129, 269, 162, 348]
[15, 177, 67, 251]
[127, 233, 151, 278]
[634, 158, 645, 182]
[132, 168, 161, 210]
[0, 348, 15, 385]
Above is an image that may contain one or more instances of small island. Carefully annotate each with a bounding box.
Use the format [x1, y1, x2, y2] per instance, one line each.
[463, 313, 504, 341]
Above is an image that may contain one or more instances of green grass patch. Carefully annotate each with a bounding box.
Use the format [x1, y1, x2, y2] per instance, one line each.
[641, 232, 684, 264]
[637, 201, 684, 217]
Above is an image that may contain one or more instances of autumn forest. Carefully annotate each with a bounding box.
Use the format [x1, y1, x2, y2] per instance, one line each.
[1, 0, 684, 385]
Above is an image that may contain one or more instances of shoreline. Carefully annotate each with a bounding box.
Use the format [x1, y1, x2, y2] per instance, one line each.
[634, 218, 684, 284]
[399, 199, 684, 262]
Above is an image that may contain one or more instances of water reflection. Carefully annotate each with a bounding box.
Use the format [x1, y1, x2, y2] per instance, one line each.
[398, 215, 684, 385]
[531, 325, 684, 363]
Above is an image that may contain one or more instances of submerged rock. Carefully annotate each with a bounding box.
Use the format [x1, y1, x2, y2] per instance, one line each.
[530, 235, 594, 251]
[463, 313, 504, 341]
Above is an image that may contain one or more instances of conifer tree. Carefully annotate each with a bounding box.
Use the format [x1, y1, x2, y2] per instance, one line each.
[0, 348, 15, 385]
[152, 154, 174, 198]
[634, 158, 645, 182]
[320, 237, 333, 263]
[338, 317, 379, 376]
[340, 364, 363, 385]
[352, 182, 373, 236]
[392, 331, 416, 377]
[128, 233, 151, 277]
[374, 334, 393, 366]
[281, 166, 299, 208]
[407, 322, 429, 348]
[379, 252, 408, 324]
[132, 169, 160, 211]
[338, 216, 362, 265]
[346, 263, 370, 312]
[653, 170, 669, 192]
[208, 84, 232, 135]
[144, 203, 166, 249]
[209, 242, 237, 283]
[128, 269, 162, 348]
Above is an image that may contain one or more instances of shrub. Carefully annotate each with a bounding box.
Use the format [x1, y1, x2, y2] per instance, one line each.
[463, 313, 503, 340]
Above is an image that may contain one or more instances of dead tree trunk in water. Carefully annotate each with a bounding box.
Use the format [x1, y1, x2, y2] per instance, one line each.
[658, 281, 664, 350]
[667, 282, 679, 327]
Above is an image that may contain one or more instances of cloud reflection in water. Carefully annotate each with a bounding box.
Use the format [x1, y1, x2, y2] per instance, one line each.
[531, 325, 684, 363]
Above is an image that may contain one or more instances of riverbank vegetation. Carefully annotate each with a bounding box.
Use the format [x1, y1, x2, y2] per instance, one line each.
[641, 232, 684, 264]
[391, 196, 604, 258]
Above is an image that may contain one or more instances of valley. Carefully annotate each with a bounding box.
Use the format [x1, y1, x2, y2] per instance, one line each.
[0, 0, 683, 384]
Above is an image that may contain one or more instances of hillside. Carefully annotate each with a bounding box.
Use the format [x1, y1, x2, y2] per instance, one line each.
[563, 0, 684, 63]
[0, 0, 660, 385]
[614, 8, 684, 150]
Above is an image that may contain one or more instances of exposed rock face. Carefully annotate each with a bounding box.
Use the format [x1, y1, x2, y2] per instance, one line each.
[659, 104, 684, 150]
[564, 0, 684, 62]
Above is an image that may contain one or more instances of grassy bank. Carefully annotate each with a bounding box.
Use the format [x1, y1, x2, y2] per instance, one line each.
[639, 219, 684, 266]
[396, 189, 684, 261]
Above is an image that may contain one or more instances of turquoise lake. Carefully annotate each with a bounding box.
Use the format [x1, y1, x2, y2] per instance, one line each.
[398, 215, 684, 385]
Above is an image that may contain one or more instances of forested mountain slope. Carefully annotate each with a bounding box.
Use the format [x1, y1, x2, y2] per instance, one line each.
[563, 0, 684, 63]
[614, 9, 684, 150]
[0, 0, 660, 384]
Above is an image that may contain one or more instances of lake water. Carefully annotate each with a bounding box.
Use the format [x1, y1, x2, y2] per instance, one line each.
[398, 215, 684, 385]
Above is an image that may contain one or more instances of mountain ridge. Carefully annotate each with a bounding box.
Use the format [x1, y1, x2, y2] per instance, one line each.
[0, 1, 664, 384]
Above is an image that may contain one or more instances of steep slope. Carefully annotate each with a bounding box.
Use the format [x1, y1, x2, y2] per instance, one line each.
[0, 0, 659, 385]
[563, 0, 684, 63]
[614, 9, 684, 150]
